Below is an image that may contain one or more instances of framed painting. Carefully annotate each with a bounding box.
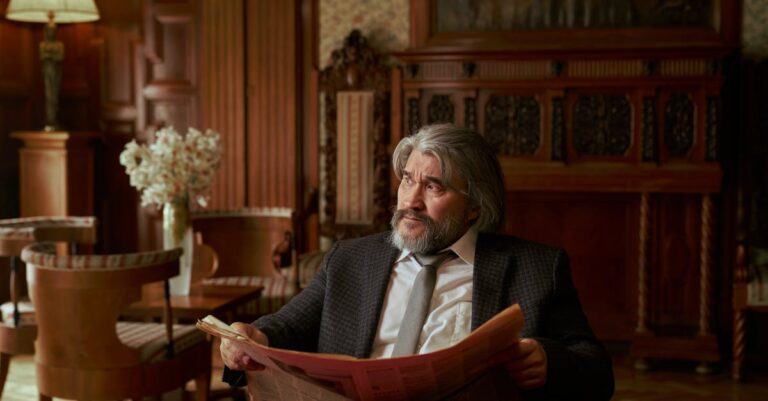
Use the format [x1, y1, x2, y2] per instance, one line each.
[409, 0, 739, 52]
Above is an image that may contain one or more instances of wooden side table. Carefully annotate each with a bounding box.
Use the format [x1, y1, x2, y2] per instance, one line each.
[10, 131, 100, 217]
[122, 283, 263, 323]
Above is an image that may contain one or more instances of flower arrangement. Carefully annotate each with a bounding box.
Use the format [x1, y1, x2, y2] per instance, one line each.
[119, 127, 222, 208]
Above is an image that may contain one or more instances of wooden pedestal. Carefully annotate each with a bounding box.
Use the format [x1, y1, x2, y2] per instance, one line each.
[10, 131, 100, 217]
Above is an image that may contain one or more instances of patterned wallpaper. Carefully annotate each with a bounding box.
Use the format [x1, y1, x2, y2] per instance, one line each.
[742, 0, 768, 58]
[319, 0, 409, 67]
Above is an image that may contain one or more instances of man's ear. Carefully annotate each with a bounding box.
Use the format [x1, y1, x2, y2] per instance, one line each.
[468, 205, 480, 222]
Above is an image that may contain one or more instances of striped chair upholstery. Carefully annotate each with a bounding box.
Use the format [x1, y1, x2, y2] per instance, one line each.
[201, 250, 326, 315]
[21, 243, 211, 401]
[203, 276, 298, 316]
[193, 208, 300, 317]
[116, 322, 206, 362]
[0, 301, 34, 326]
[298, 250, 326, 289]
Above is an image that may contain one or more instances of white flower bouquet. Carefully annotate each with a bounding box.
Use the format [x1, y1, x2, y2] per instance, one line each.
[119, 127, 222, 208]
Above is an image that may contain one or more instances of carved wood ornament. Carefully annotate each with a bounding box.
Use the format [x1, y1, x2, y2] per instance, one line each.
[319, 30, 391, 241]
[573, 95, 632, 156]
[485, 95, 541, 156]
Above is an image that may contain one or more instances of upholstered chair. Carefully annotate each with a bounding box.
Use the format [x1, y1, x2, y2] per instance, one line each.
[0, 216, 97, 398]
[22, 243, 211, 401]
[191, 208, 300, 319]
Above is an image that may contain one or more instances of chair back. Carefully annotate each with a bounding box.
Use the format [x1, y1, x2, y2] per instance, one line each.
[0, 216, 97, 256]
[23, 244, 181, 369]
[22, 244, 210, 400]
[192, 208, 298, 282]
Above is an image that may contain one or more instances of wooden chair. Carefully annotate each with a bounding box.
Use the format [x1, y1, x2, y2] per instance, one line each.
[192, 208, 299, 318]
[22, 243, 211, 401]
[191, 232, 219, 285]
[0, 216, 97, 398]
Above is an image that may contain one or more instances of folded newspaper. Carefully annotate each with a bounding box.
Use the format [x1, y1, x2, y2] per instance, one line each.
[197, 304, 524, 401]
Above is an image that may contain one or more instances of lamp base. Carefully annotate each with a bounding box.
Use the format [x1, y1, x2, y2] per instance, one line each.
[40, 18, 63, 132]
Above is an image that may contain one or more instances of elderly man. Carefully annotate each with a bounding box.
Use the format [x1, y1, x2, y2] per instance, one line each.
[222, 124, 614, 400]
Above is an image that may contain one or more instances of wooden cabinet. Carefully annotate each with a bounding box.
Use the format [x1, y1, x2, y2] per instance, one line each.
[11, 131, 99, 217]
[391, 0, 741, 372]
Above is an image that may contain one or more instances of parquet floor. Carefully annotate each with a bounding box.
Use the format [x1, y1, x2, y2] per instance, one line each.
[2, 354, 767, 400]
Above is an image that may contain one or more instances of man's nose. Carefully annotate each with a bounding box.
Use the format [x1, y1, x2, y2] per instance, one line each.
[401, 184, 425, 210]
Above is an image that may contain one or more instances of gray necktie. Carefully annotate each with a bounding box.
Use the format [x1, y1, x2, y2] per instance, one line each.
[392, 250, 456, 357]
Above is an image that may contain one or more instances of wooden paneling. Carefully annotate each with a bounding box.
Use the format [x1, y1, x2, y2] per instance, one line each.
[135, 0, 199, 251]
[93, 1, 142, 253]
[137, 0, 198, 136]
[200, 0, 246, 210]
[0, 15, 35, 219]
[56, 23, 100, 131]
[504, 192, 639, 342]
[246, 0, 299, 208]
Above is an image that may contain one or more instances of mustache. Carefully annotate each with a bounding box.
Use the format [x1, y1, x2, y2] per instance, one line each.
[392, 208, 430, 223]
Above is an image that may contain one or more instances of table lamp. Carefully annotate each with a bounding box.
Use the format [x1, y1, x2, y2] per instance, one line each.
[5, 0, 100, 131]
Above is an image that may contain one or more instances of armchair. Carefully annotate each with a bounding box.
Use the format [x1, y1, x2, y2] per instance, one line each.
[192, 207, 299, 318]
[0, 216, 97, 398]
[22, 243, 211, 400]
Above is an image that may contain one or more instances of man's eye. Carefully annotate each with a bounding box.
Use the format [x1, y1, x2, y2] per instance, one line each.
[427, 183, 443, 193]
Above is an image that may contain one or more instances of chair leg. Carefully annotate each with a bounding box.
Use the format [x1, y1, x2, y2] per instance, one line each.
[0, 352, 10, 397]
[195, 370, 211, 401]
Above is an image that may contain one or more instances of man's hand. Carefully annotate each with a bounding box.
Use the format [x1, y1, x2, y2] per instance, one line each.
[503, 338, 548, 389]
[220, 322, 269, 371]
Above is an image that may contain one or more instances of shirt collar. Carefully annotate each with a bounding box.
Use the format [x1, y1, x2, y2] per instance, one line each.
[395, 225, 478, 266]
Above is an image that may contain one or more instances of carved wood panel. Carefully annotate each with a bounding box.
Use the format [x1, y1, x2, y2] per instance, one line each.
[320, 30, 391, 241]
[426, 94, 454, 124]
[484, 95, 541, 156]
[663, 93, 696, 158]
[572, 94, 632, 156]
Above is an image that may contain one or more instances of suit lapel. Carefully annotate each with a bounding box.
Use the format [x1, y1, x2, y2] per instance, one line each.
[356, 234, 399, 357]
[472, 234, 515, 330]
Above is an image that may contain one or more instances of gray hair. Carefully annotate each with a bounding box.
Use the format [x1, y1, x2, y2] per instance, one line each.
[392, 124, 504, 233]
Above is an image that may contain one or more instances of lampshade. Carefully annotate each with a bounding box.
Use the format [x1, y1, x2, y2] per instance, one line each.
[6, 0, 99, 24]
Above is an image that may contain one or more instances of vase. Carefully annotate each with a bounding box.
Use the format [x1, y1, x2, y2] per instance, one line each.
[163, 199, 194, 296]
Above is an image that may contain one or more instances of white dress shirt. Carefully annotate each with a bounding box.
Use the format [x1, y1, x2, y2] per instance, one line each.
[370, 227, 478, 358]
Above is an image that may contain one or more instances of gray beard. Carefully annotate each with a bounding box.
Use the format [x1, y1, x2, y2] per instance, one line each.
[388, 209, 467, 254]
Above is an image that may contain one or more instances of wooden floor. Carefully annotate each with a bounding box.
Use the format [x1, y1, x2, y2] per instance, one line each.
[2, 354, 767, 400]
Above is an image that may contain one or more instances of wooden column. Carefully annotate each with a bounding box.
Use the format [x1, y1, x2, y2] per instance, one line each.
[696, 194, 715, 374]
[10, 131, 99, 217]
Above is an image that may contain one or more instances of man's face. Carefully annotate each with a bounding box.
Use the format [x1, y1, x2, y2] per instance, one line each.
[391, 151, 478, 253]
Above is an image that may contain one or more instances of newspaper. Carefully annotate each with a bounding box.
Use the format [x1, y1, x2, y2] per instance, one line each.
[197, 304, 524, 401]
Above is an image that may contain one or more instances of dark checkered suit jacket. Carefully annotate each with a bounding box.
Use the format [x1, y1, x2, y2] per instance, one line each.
[230, 231, 614, 400]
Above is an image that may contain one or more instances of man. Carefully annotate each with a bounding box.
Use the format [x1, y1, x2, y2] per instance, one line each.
[222, 124, 614, 400]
